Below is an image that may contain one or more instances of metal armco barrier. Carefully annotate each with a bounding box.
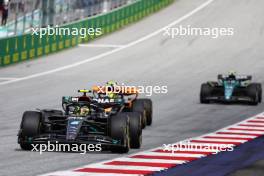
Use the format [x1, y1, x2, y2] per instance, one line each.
[0, 0, 173, 67]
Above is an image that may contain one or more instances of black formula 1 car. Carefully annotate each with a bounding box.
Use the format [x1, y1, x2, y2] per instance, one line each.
[18, 94, 142, 153]
[61, 90, 143, 149]
[200, 74, 262, 105]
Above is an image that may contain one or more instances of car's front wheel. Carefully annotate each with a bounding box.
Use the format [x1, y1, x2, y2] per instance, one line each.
[19, 111, 42, 150]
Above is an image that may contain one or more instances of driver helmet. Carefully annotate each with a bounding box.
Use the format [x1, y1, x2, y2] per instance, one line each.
[106, 81, 118, 99]
[228, 71, 237, 79]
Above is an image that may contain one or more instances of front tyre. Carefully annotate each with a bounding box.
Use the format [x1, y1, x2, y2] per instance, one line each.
[19, 111, 42, 150]
[247, 83, 259, 105]
[200, 83, 211, 104]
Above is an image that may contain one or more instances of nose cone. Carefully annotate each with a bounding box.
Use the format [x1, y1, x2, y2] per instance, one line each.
[225, 93, 231, 100]
[66, 117, 83, 140]
[225, 87, 234, 100]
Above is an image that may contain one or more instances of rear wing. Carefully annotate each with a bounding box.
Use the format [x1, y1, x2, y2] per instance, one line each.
[217, 74, 252, 81]
[92, 86, 139, 95]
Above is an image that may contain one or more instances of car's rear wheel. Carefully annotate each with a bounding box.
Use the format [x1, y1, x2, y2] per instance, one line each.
[247, 83, 259, 105]
[123, 112, 142, 149]
[200, 83, 211, 104]
[132, 100, 146, 129]
[256, 83, 262, 103]
[19, 111, 42, 150]
[109, 113, 130, 153]
[140, 99, 153, 126]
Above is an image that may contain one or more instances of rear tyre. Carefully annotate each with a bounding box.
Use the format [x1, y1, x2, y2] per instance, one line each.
[200, 83, 211, 104]
[132, 100, 146, 129]
[109, 113, 130, 153]
[247, 83, 259, 105]
[257, 83, 262, 103]
[123, 112, 142, 149]
[140, 99, 153, 126]
[19, 111, 42, 150]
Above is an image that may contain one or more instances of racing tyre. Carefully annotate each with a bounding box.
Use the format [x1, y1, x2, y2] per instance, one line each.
[247, 83, 259, 105]
[19, 111, 42, 150]
[132, 100, 147, 129]
[257, 83, 262, 103]
[123, 112, 142, 149]
[109, 113, 130, 153]
[140, 99, 153, 126]
[200, 83, 211, 104]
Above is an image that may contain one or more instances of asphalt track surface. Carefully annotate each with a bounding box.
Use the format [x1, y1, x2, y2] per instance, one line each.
[0, 0, 264, 175]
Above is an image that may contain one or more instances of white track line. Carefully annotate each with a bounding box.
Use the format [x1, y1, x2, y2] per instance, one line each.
[79, 44, 126, 48]
[0, 77, 18, 80]
[0, 0, 216, 86]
